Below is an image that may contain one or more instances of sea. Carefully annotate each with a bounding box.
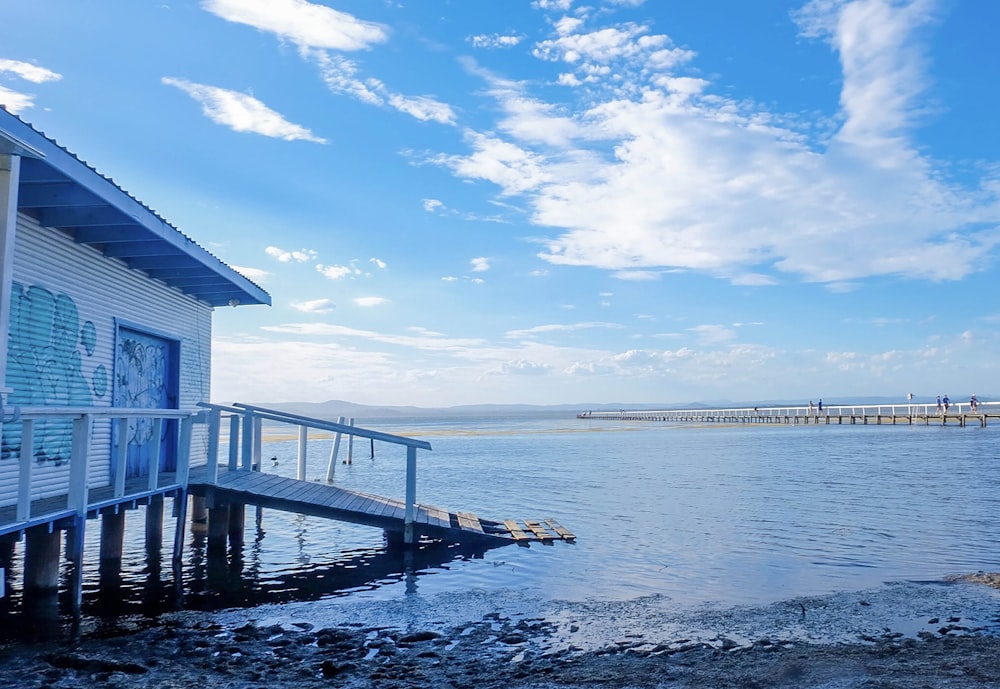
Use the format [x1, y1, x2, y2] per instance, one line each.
[5, 412, 1000, 646]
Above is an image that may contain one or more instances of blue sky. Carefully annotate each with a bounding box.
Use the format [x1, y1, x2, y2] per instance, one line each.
[2, 0, 999, 407]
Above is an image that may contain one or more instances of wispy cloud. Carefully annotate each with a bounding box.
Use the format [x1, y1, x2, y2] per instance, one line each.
[470, 34, 524, 49]
[0, 59, 61, 113]
[231, 265, 271, 282]
[690, 324, 737, 345]
[317, 263, 361, 280]
[355, 296, 387, 307]
[266, 246, 318, 262]
[471, 256, 491, 272]
[370, 257, 387, 270]
[291, 298, 336, 313]
[261, 322, 486, 350]
[203, 0, 456, 126]
[506, 322, 625, 339]
[202, 0, 388, 51]
[163, 77, 326, 142]
[432, 0, 1000, 286]
[314, 53, 456, 125]
[0, 59, 61, 83]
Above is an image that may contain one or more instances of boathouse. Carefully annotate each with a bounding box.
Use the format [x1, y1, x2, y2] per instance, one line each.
[0, 110, 573, 619]
[0, 108, 269, 602]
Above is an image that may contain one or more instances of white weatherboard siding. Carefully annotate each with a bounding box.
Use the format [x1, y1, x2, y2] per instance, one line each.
[0, 213, 212, 506]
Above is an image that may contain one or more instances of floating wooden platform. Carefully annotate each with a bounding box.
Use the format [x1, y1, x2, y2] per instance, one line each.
[187, 466, 574, 547]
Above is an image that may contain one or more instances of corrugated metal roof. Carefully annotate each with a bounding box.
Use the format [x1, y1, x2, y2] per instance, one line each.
[1, 108, 270, 308]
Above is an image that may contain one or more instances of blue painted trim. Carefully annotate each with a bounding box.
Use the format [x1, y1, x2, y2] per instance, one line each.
[0, 109, 270, 307]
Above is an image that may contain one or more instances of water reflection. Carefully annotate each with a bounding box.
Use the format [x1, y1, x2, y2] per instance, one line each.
[0, 506, 500, 643]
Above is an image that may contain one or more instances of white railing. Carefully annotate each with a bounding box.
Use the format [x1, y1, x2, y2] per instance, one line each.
[0, 405, 197, 531]
[197, 402, 433, 544]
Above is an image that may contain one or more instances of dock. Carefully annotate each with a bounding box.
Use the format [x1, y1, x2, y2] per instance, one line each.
[578, 401, 1000, 427]
[187, 465, 575, 547]
[0, 402, 574, 617]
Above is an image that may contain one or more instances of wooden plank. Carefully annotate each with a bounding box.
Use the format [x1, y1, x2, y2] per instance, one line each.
[456, 511, 484, 533]
[428, 506, 451, 529]
[523, 519, 555, 542]
[503, 519, 531, 542]
[544, 518, 576, 541]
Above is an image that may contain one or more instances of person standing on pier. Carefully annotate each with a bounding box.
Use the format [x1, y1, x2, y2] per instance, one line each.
[971, 394, 978, 412]
[818, 399, 823, 414]
[936, 395, 943, 413]
[943, 394, 950, 413]
[808, 400, 814, 415]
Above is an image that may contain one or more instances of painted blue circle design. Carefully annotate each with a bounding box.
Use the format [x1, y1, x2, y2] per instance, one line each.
[81, 321, 97, 356]
[92, 364, 108, 397]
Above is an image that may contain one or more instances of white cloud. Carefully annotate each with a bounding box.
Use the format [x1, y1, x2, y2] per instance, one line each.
[261, 322, 486, 350]
[441, 276, 459, 282]
[355, 296, 387, 307]
[370, 257, 387, 269]
[387, 93, 456, 125]
[266, 246, 317, 262]
[689, 324, 737, 345]
[202, 0, 388, 51]
[471, 256, 491, 272]
[0, 85, 36, 114]
[433, 1, 1000, 287]
[423, 198, 445, 212]
[0, 59, 62, 113]
[313, 51, 455, 125]
[470, 34, 524, 49]
[317, 263, 361, 280]
[485, 359, 552, 376]
[506, 322, 624, 339]
[231, 265, 271, 281]
[0, 59, 61, 83]
[291, 298, 336, 313]
[163, 77, 326, 142]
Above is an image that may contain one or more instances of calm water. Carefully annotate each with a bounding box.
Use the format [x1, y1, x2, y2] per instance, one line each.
[6, 413, 1000, 641]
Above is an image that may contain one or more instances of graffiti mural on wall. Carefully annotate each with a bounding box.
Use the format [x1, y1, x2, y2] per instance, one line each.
[2, 282, 107, 464]
[115, 329, 173, 478]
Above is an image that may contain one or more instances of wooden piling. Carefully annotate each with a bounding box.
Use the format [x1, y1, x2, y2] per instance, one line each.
[190, 495, 208, 535]
[100, 509, 126, 565]
[228, 503, 246, 548]
[146, 495, 164, 551]
[207, 504, 230, 551]
[23, 527, 61, 591]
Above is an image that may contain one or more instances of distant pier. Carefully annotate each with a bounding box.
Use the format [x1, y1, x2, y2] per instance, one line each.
[578, 402, 1000, 427]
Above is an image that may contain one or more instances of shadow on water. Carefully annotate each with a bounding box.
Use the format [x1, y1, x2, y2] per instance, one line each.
[0, 520, 502, 644]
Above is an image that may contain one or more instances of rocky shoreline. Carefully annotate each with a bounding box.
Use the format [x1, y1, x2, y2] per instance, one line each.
[2, 608, 999, 688]
[3, 574, 1000, 688]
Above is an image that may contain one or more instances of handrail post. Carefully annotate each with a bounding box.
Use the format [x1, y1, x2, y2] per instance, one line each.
[228, 413, 240, 470]
[404, 445, 417, 545]
[253, 415, 263, 470]
[67, 414, 93, 515]
[241, 410, 254, 471]
[347, 417, 355, 464]
[113, 417, 128, 497]
[325, 415, 346, 482]
[17, 418, 34, 522]
[147, 417, 163, 491]
[297, 425, 308, 481]
[206, 407, 221, 484]
[176, 414, 193, 486]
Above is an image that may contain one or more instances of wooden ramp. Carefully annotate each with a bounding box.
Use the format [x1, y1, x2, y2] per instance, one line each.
[188, 467, 574, 547]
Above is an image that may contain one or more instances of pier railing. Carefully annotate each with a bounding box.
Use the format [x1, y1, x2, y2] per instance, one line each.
[196, 402, 433, 544]
[0, 405, 197, 537]
[578, 401, 1000, 426]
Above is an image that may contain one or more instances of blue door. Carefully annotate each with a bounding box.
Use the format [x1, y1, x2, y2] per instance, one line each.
[113, 326, 179, 479]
